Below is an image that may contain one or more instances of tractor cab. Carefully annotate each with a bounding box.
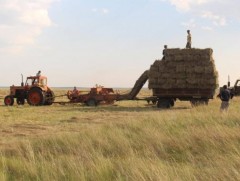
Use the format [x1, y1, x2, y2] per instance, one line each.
[231, 79, 240, 96]
[25, 76, 48, 89]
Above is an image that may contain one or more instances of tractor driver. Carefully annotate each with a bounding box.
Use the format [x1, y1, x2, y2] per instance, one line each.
[36, 70, 41, 77]
[72, 86, 79, 97]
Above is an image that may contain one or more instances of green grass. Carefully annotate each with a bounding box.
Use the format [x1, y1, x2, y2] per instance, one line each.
[0, 89, 240, 180]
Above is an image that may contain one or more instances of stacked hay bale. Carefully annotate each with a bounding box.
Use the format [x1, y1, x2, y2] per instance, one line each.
[148, 48, 218, 93]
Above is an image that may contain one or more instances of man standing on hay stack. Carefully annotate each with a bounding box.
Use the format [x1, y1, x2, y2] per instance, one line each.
[220, 85, 231, 112]
[162, 45, 167, 60]
[186, 30, 191, 49]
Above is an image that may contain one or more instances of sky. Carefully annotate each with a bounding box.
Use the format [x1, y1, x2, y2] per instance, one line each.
[1, 0, 240, 87]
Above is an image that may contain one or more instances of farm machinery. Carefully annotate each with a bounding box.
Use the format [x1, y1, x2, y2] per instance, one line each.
[3, 71, 148, 106]
[67, 86, 119, 106]
[66, 86, 120, 106]
[4, 75, 55, 106]
[226, 78, 240, 97]
[63, 70, 150, 106]
[3, 48, 218, 108]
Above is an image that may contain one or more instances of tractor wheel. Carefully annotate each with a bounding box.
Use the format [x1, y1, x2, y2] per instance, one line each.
[17, 97, 25, 105]
[27, 88, 45, 106]
[45, 91, 55, 105]
[4, 96, 14, 106]
[86, 98, 97, 106]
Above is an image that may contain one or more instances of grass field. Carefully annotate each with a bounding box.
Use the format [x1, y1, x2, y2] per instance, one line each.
[0, 88, 240, 180]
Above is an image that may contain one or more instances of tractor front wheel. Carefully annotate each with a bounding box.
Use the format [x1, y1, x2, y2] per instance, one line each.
[27, 88, 45, 106]
[4, 96, 14, 106]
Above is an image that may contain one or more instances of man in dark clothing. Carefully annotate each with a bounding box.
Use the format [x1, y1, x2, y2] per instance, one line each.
[220, 85, 231, 111]
[186, 30, 192, 49]
[162, 45, 167, 60]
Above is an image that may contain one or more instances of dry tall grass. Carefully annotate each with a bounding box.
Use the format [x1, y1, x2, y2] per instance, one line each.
[0, 89, 240, 180]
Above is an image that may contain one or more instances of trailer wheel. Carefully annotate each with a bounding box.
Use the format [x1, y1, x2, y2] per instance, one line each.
[86, 98, 97, 106]
[4, 96, 14, 106]
[190, 99, 208, 107]
[170, 99, 175, 107]
[152, 100, 157, 105]
[17, 97, 25, 105]
[157, 99, 171, 109]
[27, 88, 45, 106]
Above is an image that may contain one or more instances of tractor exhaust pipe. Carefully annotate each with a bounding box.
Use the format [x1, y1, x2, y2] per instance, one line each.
[228, 75, 230, 88]
[21, 74, 24, 86]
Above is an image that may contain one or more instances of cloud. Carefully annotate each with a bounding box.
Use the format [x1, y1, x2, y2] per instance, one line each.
[91, 8, 110, 14]
[164, 0, 210, 12]
[102, 8, 109, 14]
[201, 11, 226, 26]
[0, 0, 59, 54]
[181, 18, 197, 28]
[163, 0, 240, 29]
[201, 26, 213, 31]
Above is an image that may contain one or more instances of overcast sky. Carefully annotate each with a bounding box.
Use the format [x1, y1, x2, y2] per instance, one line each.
[1, 0, 240, 87]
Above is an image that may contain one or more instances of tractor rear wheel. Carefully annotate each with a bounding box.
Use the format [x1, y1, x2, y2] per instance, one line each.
[4, 96, 14, 106]
[27, 88, 45, 106]
[86, 98, 97, 106]
[17, 97, 25, 105]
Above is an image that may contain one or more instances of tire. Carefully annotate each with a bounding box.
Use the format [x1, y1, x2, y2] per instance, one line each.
[4, 96, 14, 106]
[152, 100, 157, 105]
[157, 99, 171, 109]
[86, 98, 97, 106]
[190, 99, 208, 107]
[170, 99, 175, 107]
[45, 91, 55, 105]
[190, 100, 199, 107]
[27, 88, 45, 106]
[17, 97, 25, 105]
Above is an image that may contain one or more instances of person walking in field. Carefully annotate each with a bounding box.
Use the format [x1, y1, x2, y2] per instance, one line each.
[186, 30, 192, 49]
[220, 85, 231, 111]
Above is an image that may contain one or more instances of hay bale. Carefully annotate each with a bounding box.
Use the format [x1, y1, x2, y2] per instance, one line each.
[148, 48, 218, 92]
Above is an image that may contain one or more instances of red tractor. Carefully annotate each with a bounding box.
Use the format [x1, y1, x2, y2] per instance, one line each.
[4, 75, 55, 106]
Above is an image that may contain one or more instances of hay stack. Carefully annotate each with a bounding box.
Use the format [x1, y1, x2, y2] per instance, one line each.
[148, 48, 219, 91]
